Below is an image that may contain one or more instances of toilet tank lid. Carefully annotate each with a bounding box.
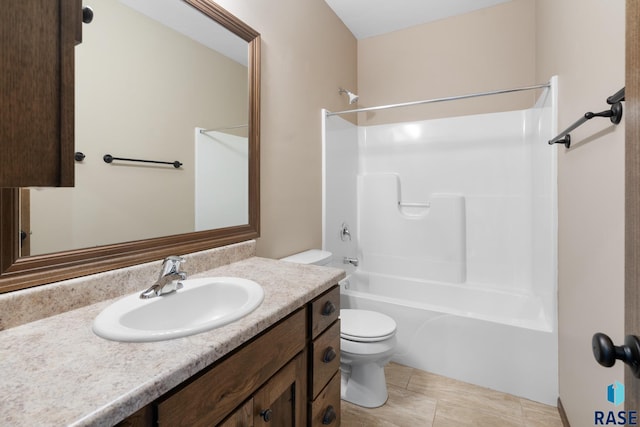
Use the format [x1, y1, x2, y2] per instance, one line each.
[280, 249, 332, 265]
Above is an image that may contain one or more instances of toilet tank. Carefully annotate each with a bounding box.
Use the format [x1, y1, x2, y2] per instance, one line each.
[280, 249, 332, 266]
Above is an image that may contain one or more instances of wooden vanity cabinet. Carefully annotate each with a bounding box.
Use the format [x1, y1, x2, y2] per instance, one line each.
[116, 285, 341, 427]
[1, 0, 79, 187]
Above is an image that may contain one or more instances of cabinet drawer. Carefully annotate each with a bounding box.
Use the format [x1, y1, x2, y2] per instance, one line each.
[310, 286, 340, 339]
[311, 320, 340, 399]
[310, 373, 341, 427]
[157, 309, 306, 427]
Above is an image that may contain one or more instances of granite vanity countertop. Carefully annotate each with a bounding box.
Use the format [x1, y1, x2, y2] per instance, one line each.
[0, 257, 345, 427]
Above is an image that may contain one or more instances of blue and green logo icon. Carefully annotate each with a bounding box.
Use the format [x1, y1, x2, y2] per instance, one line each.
[608, 381, 625, 406]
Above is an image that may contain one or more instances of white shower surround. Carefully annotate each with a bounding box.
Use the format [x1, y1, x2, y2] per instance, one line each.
[322, 77, 558, 405]
[195, 128, 248, 231]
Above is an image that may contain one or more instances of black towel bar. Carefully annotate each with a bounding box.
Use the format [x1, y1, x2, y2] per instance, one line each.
[549, 87, 625, 148]
[103, 154, 182, 168]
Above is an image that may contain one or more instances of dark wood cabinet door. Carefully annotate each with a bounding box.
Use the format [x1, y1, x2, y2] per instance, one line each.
[0, 0, 78, 187]
[253, 353, 306, 427]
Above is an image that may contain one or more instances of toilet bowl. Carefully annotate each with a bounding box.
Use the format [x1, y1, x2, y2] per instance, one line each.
[280, 249, 398, 408]
[340, 308, 397, 408]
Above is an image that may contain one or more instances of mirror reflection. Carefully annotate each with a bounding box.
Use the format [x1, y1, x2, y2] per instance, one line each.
[20, 0, 250, 257]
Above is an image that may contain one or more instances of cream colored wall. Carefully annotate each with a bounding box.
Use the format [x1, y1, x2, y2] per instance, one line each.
[357, 0, 537, 126]
[212, 0, 357, 258]
[29, 0, 248, 255]
[536, 1, 625, 425]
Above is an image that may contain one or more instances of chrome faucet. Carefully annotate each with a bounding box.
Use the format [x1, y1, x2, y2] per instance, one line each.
[140, 256, 187, 299]
[343, 256, 359, 267]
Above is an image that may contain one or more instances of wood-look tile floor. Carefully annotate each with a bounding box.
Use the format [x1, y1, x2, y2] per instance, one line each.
[341, 362, 563, 427]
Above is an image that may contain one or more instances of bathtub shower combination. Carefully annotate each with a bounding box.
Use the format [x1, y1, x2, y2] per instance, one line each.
[322, 77, 558, 405]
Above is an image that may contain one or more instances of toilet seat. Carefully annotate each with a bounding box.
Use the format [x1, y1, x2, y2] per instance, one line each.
[340, 309, 397, 343]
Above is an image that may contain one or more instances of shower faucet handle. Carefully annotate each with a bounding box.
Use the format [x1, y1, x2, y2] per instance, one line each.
[340, 222, 352, 241]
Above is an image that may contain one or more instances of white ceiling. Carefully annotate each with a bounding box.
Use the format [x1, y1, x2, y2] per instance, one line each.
[323, 0, 513, 39]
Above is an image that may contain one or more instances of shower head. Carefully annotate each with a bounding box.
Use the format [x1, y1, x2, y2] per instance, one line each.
[339, 87, 359, 104]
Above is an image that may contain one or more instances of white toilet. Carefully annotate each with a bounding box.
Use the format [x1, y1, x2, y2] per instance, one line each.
[280, 249, 398, 408]
[339, 308, 397, 408]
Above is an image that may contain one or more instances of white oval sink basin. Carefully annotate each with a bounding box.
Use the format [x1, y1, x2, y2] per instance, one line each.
[92, 277, 264, 342]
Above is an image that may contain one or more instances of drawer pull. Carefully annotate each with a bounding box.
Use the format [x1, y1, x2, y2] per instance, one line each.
[321, 301, 336, 316]
[260, 408, 273, 422]
[322, 405, 337, 425]
[322, 347, 337, 363]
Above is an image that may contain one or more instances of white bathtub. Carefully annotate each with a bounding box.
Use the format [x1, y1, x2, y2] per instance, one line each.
[340, 271, 558, 405]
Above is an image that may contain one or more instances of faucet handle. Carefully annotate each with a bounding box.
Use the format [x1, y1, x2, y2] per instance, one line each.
[161, 255, 186, 275]
[340, 222, 352, 241]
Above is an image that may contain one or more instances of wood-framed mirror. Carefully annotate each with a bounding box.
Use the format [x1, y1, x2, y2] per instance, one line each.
[0, 0, 260, 293]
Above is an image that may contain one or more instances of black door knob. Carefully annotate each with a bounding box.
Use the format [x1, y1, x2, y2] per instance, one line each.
[592, 332, 640, 378]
